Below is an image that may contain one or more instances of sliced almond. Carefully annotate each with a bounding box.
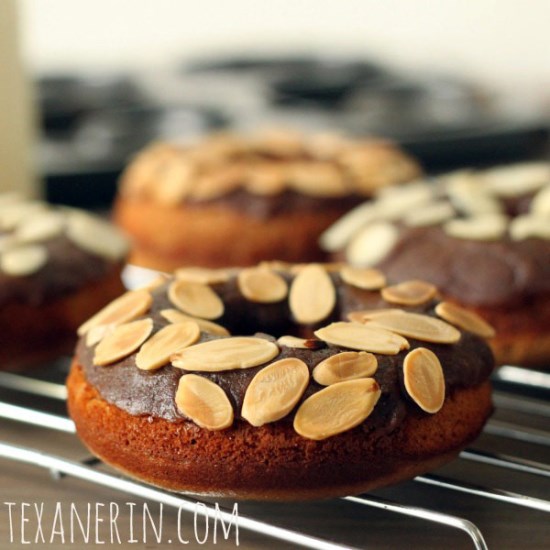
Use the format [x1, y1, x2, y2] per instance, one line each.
[175, 374, 234, 430]
[347, 308, 405, 323]
[160, 308, 230, 336]
[14, 211, 66, 243]
[289, 264, 336, 324]
[0, 201, 48, 230]
[313, 351, 377, 386]
[404, 201, 455, 227]
[340, 266, 386, 290]
[444, 214, 507, 241]
[288, 162, 349, 197]
[482, 162, 550, 197]
[93, 318, 153, 366]
[314, 322, 409, 355]
[435, 302, 495, 339]
[171, 336, 279, 372]
[136, 321, 201, 371]
[189, 165, 244, 200]
[293, 378, 381, 440]
[531, 184, 550, 216]
[0, 245, 48, 276]
[381, 280, 438, 306]
[346, 222, 398, 267]
[509, 215, 550, 241]
[77, 289, 153, 336]
[375, 182, 434, 220]
[86, 323, 116, 347]
[168, 279, 224, 320]
[403, 347, 445, 413]
[153, 157, 195, 205]
[237, 267, 288, 303]
[66, 211, 128, 260]
[136, 273, 170, 292]
[276, 335, 310, 349]
[174, 266, 233, 285]
[445, 172, 503, 216]
[245, 163, 287, 196]
[366, 311, 461, 344]
[242, 358, 310, 426]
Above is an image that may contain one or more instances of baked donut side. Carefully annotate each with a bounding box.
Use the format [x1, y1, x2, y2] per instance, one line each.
[68, 264, 495, 500]
[113, 132, 421, 271]
[321, 162, 550, 366]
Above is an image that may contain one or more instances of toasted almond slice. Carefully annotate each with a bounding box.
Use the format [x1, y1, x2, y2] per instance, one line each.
[0, 245, 48, 276]
[347, 308, 405, 323]
[509, 215, 550, 241]
[0, 201, 48, 230]
[289, 264, 335, 324]
[77, 289, 153, 336]
[93, 318, 153, 366]
[175, 374, 233, 430]
[403, 347, 445, 413]
[136, 273, 170, 292]
[346, 222, 398, 267]
[153, 157, 195, 205]
[381, 280, 438, 306]
[174, 267, 233, 285]
[189, 166, 244, 200]
[86, 323, 116, 347]
[482, 162, 550, 197]
[340, 266, 386, 290]
[276, 335, 310, 349]
[404, 201, 455, 227]
[288, 162, 349, 197]
[136, 321, 201, 371]
[313, 351, 378, 386]
[14, 211, 66, 243]
[366, 311, 461, 344]
[435, 302, 495, 339]
[171, 336, 279, 372]
[293, 378, 381, 440]
[314, 322, 409, 354]
[237, 267, 288, 303]
[66, 211, 128, 260]
[242, 358, 310, 426]
[160, 309, 230, 336]
[168, 279, 224, 320]
[375, 182, 434, 220]
[444, 214, 507, 241]
[531, 184, 550, 216]
[245, 163, 287, 196]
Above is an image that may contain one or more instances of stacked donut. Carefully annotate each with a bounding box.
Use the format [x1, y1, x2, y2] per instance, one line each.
[0, 193, 128, 369]
[321, 162, 550, 366]
[68, 262, 494, 500]
[113, 131, 421, 271]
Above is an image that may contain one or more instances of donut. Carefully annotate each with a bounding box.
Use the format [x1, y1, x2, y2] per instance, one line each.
[113, 130, 421, 271]
[67, 262, 494, 500]
[0, 193, 128, 369]
[321, 162, 550, 367]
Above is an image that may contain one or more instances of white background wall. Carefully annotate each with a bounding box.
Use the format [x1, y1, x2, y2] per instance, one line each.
[18, 0, 550, 107]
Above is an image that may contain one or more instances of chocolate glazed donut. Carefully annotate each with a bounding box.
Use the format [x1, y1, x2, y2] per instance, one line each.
[68, 263, 494, 500]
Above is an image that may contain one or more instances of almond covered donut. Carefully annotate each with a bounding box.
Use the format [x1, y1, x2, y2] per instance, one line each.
[321, 162, 550, 367]
[113, 130, 421, 271]
[0, 193, 128, 369]
[67, 263, 494, 500]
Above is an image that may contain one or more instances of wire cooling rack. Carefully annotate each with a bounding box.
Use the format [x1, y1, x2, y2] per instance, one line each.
[0, 362, 548, 549]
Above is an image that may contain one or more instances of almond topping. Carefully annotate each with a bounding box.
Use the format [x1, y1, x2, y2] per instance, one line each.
[136, 321, 201, 371]
[347, 308, 405, 323]
[86, 323, 116, 347]
[366, 311, 461, 344]
[509, 215, 550, 241]
[276, 335, 310, 349]
[77, 289, 153, 336]
[237, 267, 288, 303]
[313, 352, 378, 385]
[94, 318, 153, 366]
[174, 267, 233, 285]
[175, 374, 234, 430]
[293, 378, 381, 440]
[288, 162, 349, 197]
[531, 184, 550, 216]
[242, 358, 310, 426]
[340, 266, 386, 290]
[14, 211, 66, 243]
[435, 302, 495, 339]
[346, 222, 398, 267]
[403, 348, 445, 413]
[160, 309, 230, 336]
[404, 201, 455, 227]
[444, 214, 507, 241]
[171, 337, 279, 372]
[66, 211, 128, 260]
[289, 264, 336, 324]
[381, 280, 438, 306]
[168, 279, 224, 320]
[314, 322, 409, 355]
[0, 245, 48, 276]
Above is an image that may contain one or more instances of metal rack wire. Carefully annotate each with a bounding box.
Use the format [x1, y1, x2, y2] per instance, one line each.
[0, 363, 548, 549]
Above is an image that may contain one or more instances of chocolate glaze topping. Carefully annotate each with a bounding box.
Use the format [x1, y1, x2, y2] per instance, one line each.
[77, 270, 494, 436]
